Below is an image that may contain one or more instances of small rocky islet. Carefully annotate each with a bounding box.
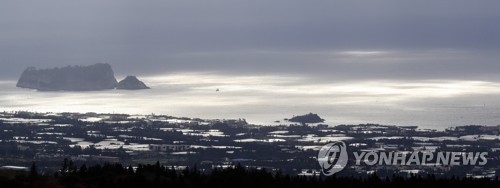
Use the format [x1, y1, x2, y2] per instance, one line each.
[116, 76, 150, 90]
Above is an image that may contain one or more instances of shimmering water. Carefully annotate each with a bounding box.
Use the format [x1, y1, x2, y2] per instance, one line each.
[2, 73, 500, 130]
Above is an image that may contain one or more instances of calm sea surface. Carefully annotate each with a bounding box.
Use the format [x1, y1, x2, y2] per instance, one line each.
[1, 73, 500, 130]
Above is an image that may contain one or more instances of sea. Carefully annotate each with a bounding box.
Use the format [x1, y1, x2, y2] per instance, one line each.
[1, 72, 500, 130]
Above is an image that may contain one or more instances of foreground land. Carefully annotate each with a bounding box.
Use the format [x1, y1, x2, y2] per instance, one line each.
[0, 111, 499, 178]
[2, 162, 500, 188]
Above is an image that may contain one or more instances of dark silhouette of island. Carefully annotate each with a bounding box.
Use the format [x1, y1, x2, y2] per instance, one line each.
[16, 63, 151, 91]
[17, 63, 118, 91]
[116, 76, 150, 90]
[288, 113, 325, 125]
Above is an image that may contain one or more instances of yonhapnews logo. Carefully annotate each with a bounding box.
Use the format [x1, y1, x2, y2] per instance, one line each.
[317, 141, 348, 176]
[317, 142, 488, 176]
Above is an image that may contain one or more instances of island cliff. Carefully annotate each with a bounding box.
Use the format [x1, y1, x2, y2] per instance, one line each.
[16, 63, 118, 91]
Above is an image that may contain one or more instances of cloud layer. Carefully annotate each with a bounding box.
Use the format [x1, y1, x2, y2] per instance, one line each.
[1, 0, 499, 82]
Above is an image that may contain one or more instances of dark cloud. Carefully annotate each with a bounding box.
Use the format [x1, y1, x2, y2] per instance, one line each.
[1, 0, 500, 81]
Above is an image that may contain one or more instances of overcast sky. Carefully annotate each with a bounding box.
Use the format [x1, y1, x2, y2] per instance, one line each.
[1, 0, 500, 82]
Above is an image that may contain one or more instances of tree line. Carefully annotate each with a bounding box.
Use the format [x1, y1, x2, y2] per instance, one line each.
[0, 159, 498, 188]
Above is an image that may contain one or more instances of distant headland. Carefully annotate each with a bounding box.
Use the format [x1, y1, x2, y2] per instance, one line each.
[16, 63, 149, 91]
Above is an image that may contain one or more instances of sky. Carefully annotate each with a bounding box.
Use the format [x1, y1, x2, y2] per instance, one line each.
[1, 0, 500, 82]
[2, 1, 500, 128]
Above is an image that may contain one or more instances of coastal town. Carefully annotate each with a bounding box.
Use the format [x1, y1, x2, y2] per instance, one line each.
[1, 111, 499, 178]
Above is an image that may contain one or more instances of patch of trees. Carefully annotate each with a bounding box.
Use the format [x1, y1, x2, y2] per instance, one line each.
[2, 160, 499, 188]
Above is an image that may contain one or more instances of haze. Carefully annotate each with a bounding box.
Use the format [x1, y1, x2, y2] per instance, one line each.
[1, 1, 500, 128]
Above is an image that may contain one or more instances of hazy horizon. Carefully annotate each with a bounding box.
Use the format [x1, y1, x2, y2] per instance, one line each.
[2, 1, 500, 129]
[3, 72, 500, 130]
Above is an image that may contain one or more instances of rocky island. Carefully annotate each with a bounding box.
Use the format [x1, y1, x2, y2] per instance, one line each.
[116, 76, 150, 90]
[287, 113, 325, 125]
[16, 63, 150, 91]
